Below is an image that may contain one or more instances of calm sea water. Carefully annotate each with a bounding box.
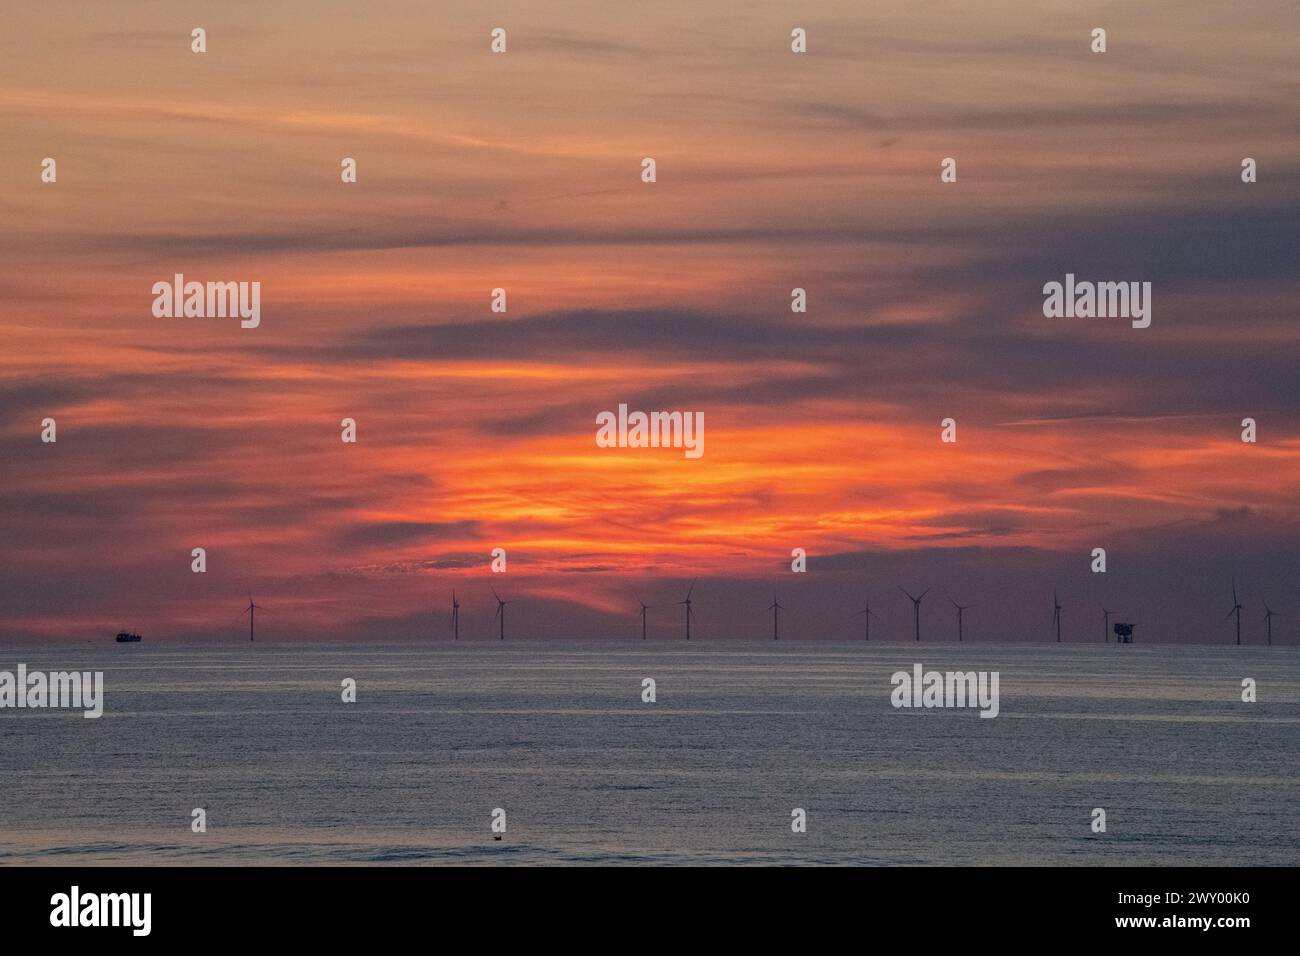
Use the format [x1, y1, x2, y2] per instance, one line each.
[1, 641, 1297, 865]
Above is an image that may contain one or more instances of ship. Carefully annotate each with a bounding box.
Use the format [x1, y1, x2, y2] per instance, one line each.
[115, 632, 142, 643]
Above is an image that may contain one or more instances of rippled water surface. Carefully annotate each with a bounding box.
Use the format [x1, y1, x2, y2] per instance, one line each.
[2, 641, 1297, 865]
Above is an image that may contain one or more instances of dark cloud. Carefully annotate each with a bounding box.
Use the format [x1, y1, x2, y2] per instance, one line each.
[333, 521, 482, 549]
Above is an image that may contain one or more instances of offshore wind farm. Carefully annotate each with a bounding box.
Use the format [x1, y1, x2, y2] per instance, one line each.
[235, 573, 1295, 646]
[87, 566, 1297, 648]
[190, 564, 1296, 646]
[9, 566, 1296, 869]
[1, 0, 1297, 893]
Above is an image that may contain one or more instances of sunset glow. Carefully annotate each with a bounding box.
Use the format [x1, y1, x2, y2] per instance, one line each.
[2, 1, 1297, 643]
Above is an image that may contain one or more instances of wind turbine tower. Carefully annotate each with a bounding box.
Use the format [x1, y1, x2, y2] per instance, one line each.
[636, 596, 652, 640]
[1052, 590, 1062, 643]
[677, 579, 696, 640]
[451, 589, 460, 641]
[854, 600, 874, 641]
[768, 595, 785, 641]
[1263, 602, 1277, 646]
[491, 585, 512, 641]
[1225, 581, 1243, 646]
[949, 598, 972, 642]
[243, 594, 261, 642]
[900, 587, 930, 642]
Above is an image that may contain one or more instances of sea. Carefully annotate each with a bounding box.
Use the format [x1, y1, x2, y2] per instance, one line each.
[1, 641, 1297, 865]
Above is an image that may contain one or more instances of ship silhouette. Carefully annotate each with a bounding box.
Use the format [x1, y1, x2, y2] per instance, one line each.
[115, 631, 142, 643]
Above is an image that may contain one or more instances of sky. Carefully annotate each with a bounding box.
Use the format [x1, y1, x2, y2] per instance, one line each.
[1, 1, 1297, 642]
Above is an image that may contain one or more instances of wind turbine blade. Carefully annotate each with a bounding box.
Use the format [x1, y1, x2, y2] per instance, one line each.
[685, 578, 697, 600]
[918, 588, 930, 600]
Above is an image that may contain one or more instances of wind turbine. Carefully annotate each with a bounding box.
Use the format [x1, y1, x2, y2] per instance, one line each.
[676, 579, 696, 640]
[949, 597, 973, 642]
[1102, 606, 1115, 643]
[768, 594, 785, 641]
[1052, 590, 1062, 643]
[635, 595, 653, 640]
[899, 587, 930, 642]
[853, 600, 875, 641]
[491, 584, 512, 640]
[1225, 580, 1243, 646]
[1263, 603, 1277, 646]
[451, 589, 460, 641]
[243, 593, 262, 642]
